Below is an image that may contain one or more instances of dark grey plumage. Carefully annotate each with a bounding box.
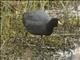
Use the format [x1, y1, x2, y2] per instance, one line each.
[22, 10, 58, 35]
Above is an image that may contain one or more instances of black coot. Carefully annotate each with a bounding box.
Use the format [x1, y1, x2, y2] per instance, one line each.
[23, 10, 58, 36]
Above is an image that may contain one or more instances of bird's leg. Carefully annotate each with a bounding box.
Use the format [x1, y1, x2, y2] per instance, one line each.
[40, 35, 43, 46]
[40, 35, 45, 48]
[40, 35, 45, 60]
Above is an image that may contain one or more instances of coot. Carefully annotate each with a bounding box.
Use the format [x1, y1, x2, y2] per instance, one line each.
[23, 10, 58, 36]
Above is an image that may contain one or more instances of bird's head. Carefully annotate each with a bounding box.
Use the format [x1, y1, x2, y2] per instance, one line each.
[50, 18, 59, 27]
[50, 18, 63, 27]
